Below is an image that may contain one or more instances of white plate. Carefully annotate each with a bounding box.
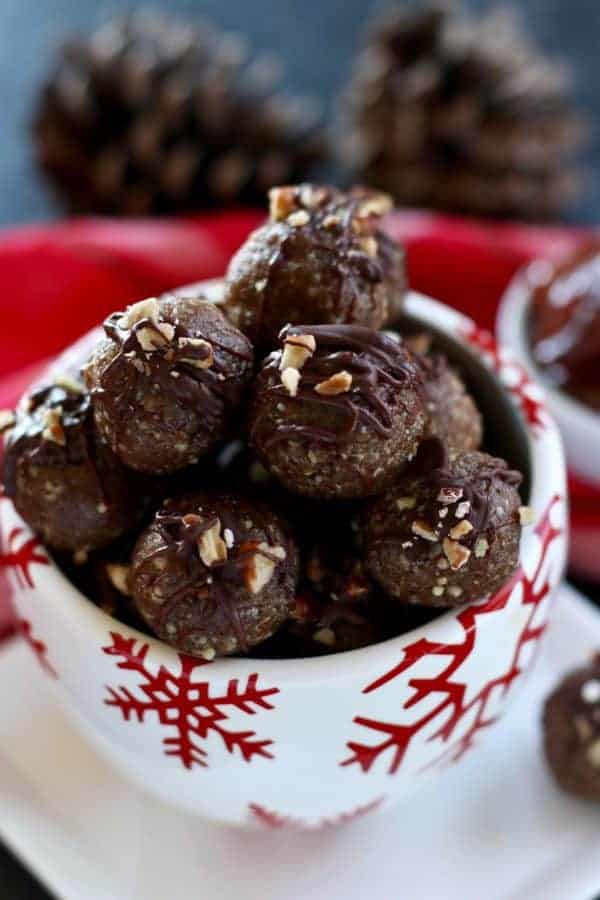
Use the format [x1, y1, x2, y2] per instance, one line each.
[1, 584, 600, 900]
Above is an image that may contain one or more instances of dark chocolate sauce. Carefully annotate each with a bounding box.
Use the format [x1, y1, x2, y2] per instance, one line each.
[256, 323, 422, 449]
[97, 305, 253, 450]
[376, 439, 522, 555]
[3, 384, 107, 506]
[140, 499, 286, 653]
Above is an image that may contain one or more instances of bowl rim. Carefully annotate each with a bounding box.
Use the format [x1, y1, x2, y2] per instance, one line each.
[497, 261, 600, 437]
[3, 290, 566, 684]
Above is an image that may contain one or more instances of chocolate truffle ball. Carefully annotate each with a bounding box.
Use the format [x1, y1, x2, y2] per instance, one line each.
[364, 446, 524, 607]
[130, 491, 299, 658]
[3, 379, 146, 553]
[283, 541, 382, 654]
[304, 541, 373, 606]
[84, 294, 254, 474]
[249, 324, 427, 499]
[284, 543, 439, 655]
[287, 589, 385, 655]
[223, 184, 404, 346]
[543, 657, 600, 801]
[422, 354, 483, 453]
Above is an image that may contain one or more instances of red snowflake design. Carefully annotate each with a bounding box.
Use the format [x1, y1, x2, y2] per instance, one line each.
[249, 796, 385, 830]
[103, 632, 280, 769]
[341, 496, 562, 776]
[462, 323, 547, 434]
[19, 618, 57, 677]
[0, 526, 49, 589]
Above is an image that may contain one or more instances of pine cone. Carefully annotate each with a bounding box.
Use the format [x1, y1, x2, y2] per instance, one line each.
[342, 4, 586, 219]
[33, 11, 327, 215]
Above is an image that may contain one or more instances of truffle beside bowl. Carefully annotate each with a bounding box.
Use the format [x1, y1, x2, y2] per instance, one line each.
[1, 287, 567, 828]
[498, 263, 600, 581]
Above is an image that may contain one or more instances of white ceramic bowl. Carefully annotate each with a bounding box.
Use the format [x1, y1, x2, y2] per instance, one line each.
[2, 290, 567, 829]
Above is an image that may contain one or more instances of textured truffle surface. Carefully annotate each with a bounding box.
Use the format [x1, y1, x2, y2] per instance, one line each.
[223, 184, 404, 346]
[422, 354, 483, 453]
[249, 324, 427, 498]
[84, 295, 254, 474]
[364, 446, 522, 607]
[130, 490, 299, 658]
[3, 381, 147, 553]
[543, 657, 600, 801]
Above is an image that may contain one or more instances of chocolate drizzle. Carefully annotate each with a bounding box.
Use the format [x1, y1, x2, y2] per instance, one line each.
[85, 298, 254, 473]
[265, 186, 387, 288]
[226, 185, 394, 345]
[390, 440, 522, 552]
[101, 305, 252, 423]
[3, 384, 106, 505]
[254, 323, 423, 449]
[134, 495, 290, 655]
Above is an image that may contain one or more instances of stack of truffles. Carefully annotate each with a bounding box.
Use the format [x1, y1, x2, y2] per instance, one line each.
[2, 185, 529, 660]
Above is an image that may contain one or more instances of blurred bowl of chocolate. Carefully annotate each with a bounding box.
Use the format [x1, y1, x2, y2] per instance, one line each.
[1, 283, 567, 827]
[498, 244, 600, 580]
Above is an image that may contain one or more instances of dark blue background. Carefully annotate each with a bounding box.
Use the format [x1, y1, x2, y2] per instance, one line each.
[1, 2, 599, 898]
[1, 0, 599, 225]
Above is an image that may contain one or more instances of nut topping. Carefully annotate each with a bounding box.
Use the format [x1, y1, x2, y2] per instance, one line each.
[449, 520, 473, 540]
[106, 563, 131, 596]
[245, 542, 286, 594]
[412, 519, 438, 542]
[281, 367, 300, 397]
[177, 337, 214, 369]
[41, 407, 66, 446]
[356, 193, 393, 219]
[198, 520, 228, 567]
[443, 538, 471, 570]
[586, 739, 600, 768]
[323, 214, 341, 228]
[269, 186, 297, 221]
[314, 371, 353, 395]
[120, 297, 160, 330]
[136, 323, 175, 352]
[287, 210, 310, 227]
[299, 185, 327, 208]
[53, 374, 85, 394]
[313, 626, 336, 647]
[360, 236, 378, 258]
[474, 538, 490, 558]
[455, 501, 471, 519]
[280, 333, 316, 372]
[519, 506, 535, 526]
[581, 680, 600, 704]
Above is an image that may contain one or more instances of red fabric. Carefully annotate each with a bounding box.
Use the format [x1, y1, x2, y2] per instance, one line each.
[0, 212, 263, 378]
[0, 208, 594, 635]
